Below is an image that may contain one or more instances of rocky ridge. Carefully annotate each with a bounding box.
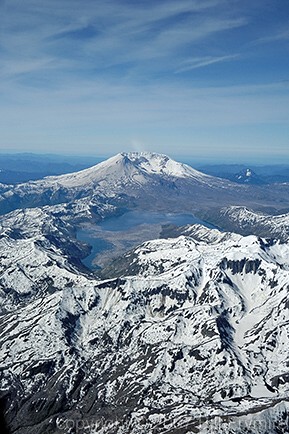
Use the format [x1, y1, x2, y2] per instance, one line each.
[0, 220, 289, 433]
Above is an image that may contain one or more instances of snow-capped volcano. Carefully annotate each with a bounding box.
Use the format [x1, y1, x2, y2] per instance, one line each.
[34, 151, 214, 188]
[1, 151, 288, 217]
[0, 151, 239, 215]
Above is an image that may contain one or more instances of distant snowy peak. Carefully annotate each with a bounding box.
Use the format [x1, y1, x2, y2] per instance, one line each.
[233, 167, 265, 185]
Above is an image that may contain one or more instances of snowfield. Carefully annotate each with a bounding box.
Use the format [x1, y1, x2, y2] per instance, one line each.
[1, 220, 289, 433]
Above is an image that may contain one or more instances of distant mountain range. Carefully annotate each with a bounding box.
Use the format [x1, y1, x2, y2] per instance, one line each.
[0, 152, 289, 433]
[197, 163, 289, 185]
[0, 153, 102, 184]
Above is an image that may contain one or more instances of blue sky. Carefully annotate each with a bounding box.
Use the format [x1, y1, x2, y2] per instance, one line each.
[0, 0, 288, 162]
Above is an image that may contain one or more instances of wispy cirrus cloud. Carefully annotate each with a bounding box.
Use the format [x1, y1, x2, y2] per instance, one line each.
[0, 0, 247, 83]
[254, 29, 289, 45]
[175, 54, 240, 73]
[0, 0, 288, 161]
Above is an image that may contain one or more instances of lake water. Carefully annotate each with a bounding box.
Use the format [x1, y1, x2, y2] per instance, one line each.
[77, 211, 215, 270]
[98, 210, 210, 231]
[76, 234, 113, 270]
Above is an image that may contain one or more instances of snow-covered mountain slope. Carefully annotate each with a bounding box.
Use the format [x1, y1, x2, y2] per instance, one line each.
[1, 152, 288, 216]
[201, 206, 289, 242]
[1, 221, 289, 433]
[0, 197, 121, 312]
[0, 209, 86, 313]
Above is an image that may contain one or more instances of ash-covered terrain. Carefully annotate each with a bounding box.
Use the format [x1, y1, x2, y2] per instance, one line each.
[0, 152, 289, 434]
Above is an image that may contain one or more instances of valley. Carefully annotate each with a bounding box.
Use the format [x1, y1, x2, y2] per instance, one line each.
[76, 211, 214, 270]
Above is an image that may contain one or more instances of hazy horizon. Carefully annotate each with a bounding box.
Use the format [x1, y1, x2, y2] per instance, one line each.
[1, 149, 289, 167]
